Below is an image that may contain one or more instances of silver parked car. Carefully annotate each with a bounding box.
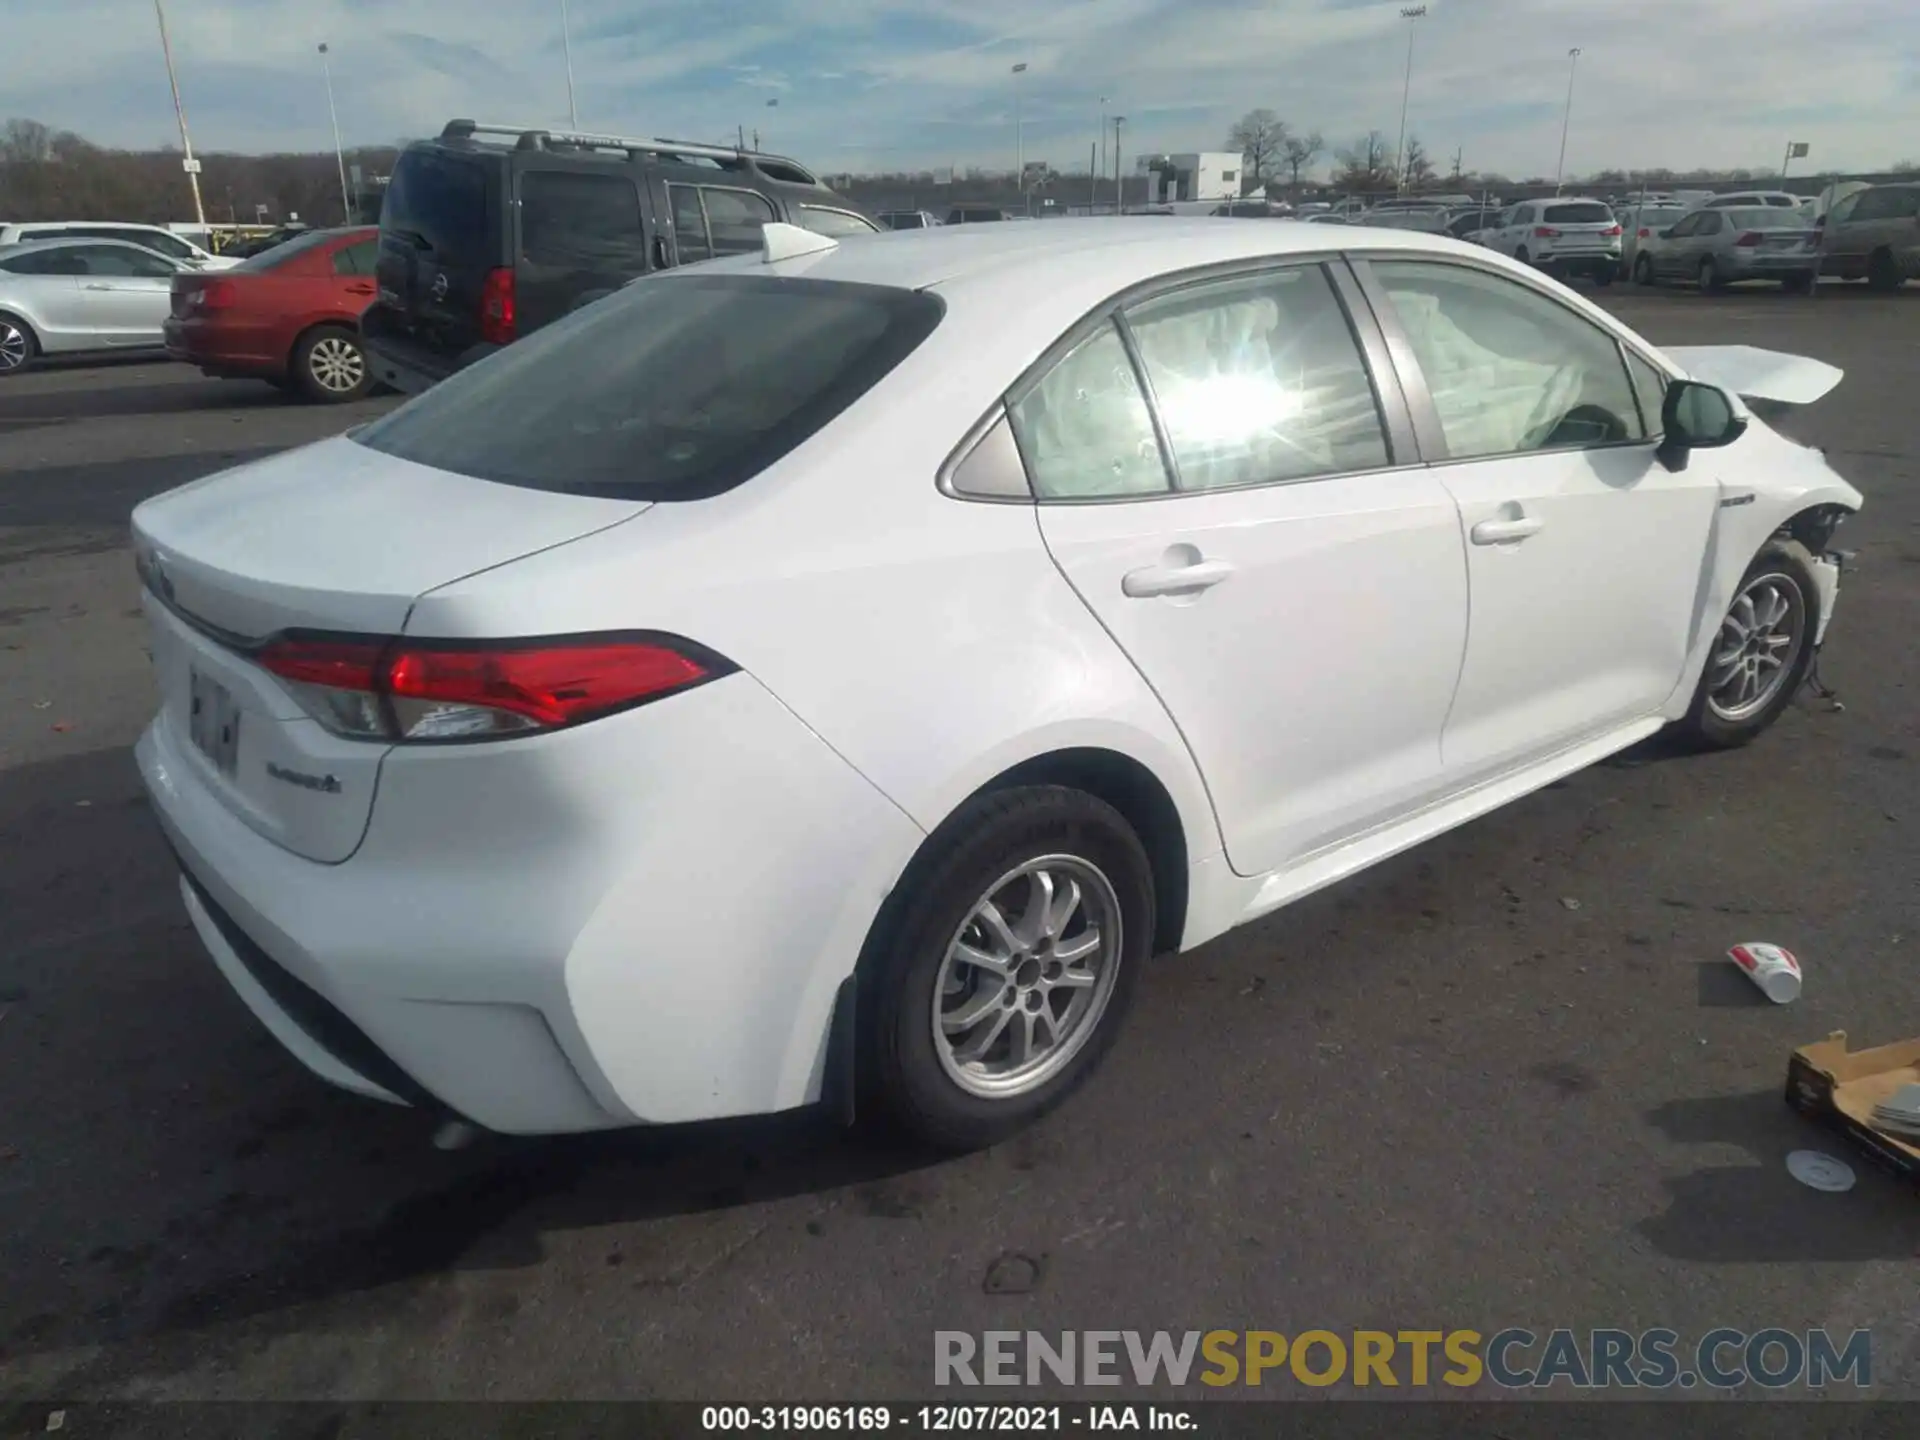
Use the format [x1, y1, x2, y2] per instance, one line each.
[1644, 206, 1818, 293]
[1816, 182, 1918, 292]
[0, 237, 190, 375]
[1621, 203, 1688, 283]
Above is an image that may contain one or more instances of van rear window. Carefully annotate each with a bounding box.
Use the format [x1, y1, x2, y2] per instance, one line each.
[351, 274, 945, 501]
[381, 149, 490, 265]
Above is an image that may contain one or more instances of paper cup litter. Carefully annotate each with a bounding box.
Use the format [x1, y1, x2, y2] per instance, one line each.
[1787, 1150, 1855, 1192]
[1728, 942, 1802, 1004]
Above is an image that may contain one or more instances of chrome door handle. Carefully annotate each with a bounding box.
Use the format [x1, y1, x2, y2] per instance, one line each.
[1121, 558, 1235, 598]
[1470, 516, 1545, 545]
[84, 282, 115, 291]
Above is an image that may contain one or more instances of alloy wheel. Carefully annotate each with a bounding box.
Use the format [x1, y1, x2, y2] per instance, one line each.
[308, 336, 366, 394]
[1707, 573, 1807, 723]
[931, 855, 1123, 1100]
[0, 321, 28, 374]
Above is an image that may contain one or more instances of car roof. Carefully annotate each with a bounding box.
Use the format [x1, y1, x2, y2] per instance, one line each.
[8, 220, 170, 231]
[692, 215, 1505, 296]
[0, 235, 171, 255]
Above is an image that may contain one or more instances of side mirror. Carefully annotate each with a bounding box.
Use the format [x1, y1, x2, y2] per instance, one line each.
[1658, 379, 1747, 471]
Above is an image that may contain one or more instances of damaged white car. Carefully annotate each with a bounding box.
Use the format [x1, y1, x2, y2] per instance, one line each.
[131, 220, 1861, 1152]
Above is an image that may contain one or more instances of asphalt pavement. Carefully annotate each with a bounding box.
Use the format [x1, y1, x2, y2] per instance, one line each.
[2, 287, 1917, 1405]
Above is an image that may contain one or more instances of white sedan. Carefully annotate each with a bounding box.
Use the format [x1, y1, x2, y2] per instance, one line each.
[132, 218, 1862, 1151]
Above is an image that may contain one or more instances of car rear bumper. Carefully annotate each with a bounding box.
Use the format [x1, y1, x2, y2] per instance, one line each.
[135, 667, 923, 1135]
[1724, 252, 1819, 277]
[361, 307, 497, 396]
[162, 317, 287, 379]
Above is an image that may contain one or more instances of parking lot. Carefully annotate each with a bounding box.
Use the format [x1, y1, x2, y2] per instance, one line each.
[2, 282, 1917, 1403]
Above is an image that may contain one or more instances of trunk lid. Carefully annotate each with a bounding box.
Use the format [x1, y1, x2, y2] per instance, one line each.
[373, 146, 503, 355]
[1538, 202, 1619, 251]
[131, 436, 648, 862]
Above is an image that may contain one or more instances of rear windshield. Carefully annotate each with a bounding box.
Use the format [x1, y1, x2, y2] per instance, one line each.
[380, 148, 491, 265]
[1725, 208, 1800, 230]
[351, 274, 945, 501]
[1543, 202, 1614, 224]
[233, 229, 337, 272]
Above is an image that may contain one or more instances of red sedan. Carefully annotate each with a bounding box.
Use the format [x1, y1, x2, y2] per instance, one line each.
[164, 226, 379, 403]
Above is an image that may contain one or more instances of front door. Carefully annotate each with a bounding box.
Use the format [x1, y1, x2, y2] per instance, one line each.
[1026, 261, 1469, 878]
[1359, 257, 1720, 785]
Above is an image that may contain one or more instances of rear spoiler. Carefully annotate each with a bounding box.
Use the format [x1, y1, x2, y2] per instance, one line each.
[1664, 345, 1843, 408]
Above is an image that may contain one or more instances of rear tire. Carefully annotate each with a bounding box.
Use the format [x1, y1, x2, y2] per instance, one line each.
[1514, 245, 1531, 266]
[1677, 543, 1820, 750]
[1593, 267, 1616, 288]
[1633, 253, 1656, 286]
[1781, 272, 1814, 295]
[291, 324, 370, 404]
[859, 786, 1153, 1153]
[1867, 247, 1902, 293]
[0, 312, 39, 377]
[1699, 257, 1725, 293]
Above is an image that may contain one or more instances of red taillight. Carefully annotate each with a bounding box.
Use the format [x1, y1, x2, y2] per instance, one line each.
[1603, 224, 1622, 237]
[1638, 227, 1652, 239]
[195, 278, 240, 310]
[1533, 226, 1560, 238]
[255, 633, 724, 741]
[1735, 231, 1763, 247]
[479, 267, 516, 345]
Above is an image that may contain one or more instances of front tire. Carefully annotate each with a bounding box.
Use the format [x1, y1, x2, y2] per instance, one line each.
[0, 312, 39, 377]
[1867, 247, 1902, 293]
[860, 786, 1153, 1152]
[1678, 544, 1820, 750]
[292, 324, 370, 403]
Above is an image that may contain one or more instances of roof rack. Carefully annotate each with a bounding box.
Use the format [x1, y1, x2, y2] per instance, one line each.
[437, 119, 815, 177]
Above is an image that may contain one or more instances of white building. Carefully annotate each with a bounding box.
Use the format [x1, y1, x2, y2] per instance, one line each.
[1139, 152, 1244, 204]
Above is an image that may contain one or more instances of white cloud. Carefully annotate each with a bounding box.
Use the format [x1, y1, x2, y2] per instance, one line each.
[0, 0, 1914, 177]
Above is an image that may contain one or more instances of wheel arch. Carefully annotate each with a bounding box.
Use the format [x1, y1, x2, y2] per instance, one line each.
[286, 315, 360, 371]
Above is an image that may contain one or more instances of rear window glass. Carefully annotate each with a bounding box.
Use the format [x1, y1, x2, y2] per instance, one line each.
[381, 149, 490, 265]
[350, 274, 945, 501]
[234, 229, 338, 272]
[1724, 208, 1797, 230]
[1543, 203, 1613, 224]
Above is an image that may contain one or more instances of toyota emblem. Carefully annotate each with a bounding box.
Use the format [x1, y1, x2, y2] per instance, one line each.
[431, 272, 450, 300]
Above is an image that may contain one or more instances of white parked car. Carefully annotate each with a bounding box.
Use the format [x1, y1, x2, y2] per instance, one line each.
[1479, 198, 1623, 283]
[131, 219, 1863, 1151]
[1696, 191, 1802, 213]
[0, 220, 235, 270]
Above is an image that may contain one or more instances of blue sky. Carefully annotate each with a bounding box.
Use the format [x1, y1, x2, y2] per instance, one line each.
[4, 0, 1917, 177]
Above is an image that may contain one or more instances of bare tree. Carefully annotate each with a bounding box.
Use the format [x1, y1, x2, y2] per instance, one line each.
[1280, 129, 1324, 189]
[1227, 109, 1289, 193]
[1, 118, 54, 163]
[1335, 131, 1395, 192]
[1402, 135, 1435, 191]
[1891, 158, 1920, 175]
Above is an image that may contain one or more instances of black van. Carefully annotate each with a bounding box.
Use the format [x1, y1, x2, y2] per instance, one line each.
[362, 120, 878, 395]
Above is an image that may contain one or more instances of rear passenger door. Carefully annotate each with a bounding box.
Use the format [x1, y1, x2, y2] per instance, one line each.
[1025, 260, 1470, 878]
[514, 168, 652, 332]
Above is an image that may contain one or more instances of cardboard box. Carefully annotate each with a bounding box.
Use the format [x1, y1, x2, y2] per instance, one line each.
[1785, 1031, 1920, 1182]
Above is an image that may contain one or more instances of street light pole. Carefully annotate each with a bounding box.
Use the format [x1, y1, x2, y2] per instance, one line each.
[152, 0, 206, 227]
[1098, 94, 1107, 205]
[319, 44, 351, 224]
[1393, 5, 1427, 198]
[1011, 62, 1028, 213]
[1554, 47, 1582, 194]
[559, 0, 579, 127]
[1113, 116, 1126, 211]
